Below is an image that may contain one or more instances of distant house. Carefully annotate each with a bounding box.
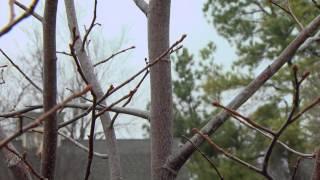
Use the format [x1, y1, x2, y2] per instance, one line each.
[0, 139, 189, 179]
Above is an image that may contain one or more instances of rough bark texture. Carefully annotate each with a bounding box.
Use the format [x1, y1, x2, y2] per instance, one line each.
[41, 0, 58, 179]
[64, 0, 122, 179]
[163, 14, 320, 178]
[0, 127, 33, 180]
[312, 149, 320, 180]
[147, 0, 173, 179]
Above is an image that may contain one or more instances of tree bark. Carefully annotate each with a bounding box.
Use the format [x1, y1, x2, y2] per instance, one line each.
[312, 149, 320, 180]
[147, 0, 173, 179]
[0, 126, 33, 180]
[64, 0, 122, 179]
[41, 0, 58, 179]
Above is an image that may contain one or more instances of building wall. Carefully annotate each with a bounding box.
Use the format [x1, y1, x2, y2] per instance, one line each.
[0, 139, 189, 180]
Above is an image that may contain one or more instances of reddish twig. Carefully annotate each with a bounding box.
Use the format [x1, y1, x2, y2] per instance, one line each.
[109, 70, 149, 128]
[182, 135, 224, 180]
[228, 113, 313, 158]
[0, 85, 92, 148]
[212, 101, 275, 135]
[192, 128, 269, 178]
[96, 34, 186, 106]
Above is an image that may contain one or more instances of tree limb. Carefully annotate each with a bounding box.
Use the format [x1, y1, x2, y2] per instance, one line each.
[64, 0, 122, 179]
[133, 0, 149, 17]
[0, 0, 39, 37]
[164, 14, 320, 177]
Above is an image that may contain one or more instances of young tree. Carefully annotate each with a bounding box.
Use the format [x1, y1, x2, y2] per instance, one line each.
[41, 0, 58, 179]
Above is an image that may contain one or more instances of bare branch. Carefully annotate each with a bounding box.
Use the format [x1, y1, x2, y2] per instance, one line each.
[57, 131, 108, 158]
[165, 13, 320, 176]
[212, 101, 275, 135]
[0, 0, 39, 37]
[109, 70, 149, 128]
[192, 128, 267, 178]
[64, 0, 122, 178]
[229, 113, 313, 158]
[96, 34, 186, 106]
[84, 93, 97, 180]
[291, 157, 302, 180]
[182, 135, 224, 180]
[288, 0, 304, 30]
[0, 85, 92, 149]
[0, 126, 33, 180]
[0, 49, 42, 92]
[5, 146, 45, 180]
[94, 46, 135, 67]
[14, 1, 43, 22]
[133, 0, 149, 17]
[81, 0, 98, 51]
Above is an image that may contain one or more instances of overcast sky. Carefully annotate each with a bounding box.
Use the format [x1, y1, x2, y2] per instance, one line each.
[0, 0, 236, 138]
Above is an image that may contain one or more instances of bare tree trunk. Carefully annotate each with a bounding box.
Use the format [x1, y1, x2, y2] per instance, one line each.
[148, 0, 173, 179]
[312, 149, 320, 180]
[41, 0, 58, 179]
[64, 0, 122, 179]
[0, 126, 33, 180]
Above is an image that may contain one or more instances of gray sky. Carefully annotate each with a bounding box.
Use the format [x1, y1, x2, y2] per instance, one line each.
[0, 0, 236, 138]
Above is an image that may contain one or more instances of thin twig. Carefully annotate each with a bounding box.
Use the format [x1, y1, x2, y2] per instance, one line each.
[56, 51, 72, 56]
[182, 135, 224, 180]
[14, 1, 43, 22]
[96, 34, 186, 106]
[0, 0, 39, 37]
[0, 49, 42, 92]
[5, 146, 45, 180]
[109, 70, 149, 128]
[212, 101, 275, 135]
[262, 65, 302, 175]
[94, 46, 135, 67]
[192, 128, 265, 177]
[32, 129, 108, 159]
[57, 131, 107, 158]
[81, 0, 98, 51]
[291, 157, 302, 180]
[229, 113, 313, 158]
[84, 92, 97, 180]
[288, 0, 304, 30]
[0, 85, 92, 148]
[0, 103, 149, 120]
